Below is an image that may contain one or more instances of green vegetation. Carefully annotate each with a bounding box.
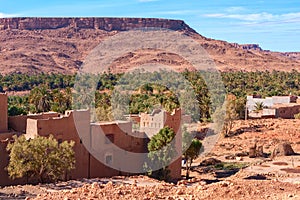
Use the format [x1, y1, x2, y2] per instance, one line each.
[182, 132, 202, 179]
[2, 70, 300, 120]
[145, 126, 176, 181]
[214, 162, 249, 170]
[294, 112, 300, 119]
[213, 94, 240, 137]
[6, 135, 75, 183]
[129, 84, 180, 114]
[254, 101, 265, 113]
[8, 96, 29, 116]
[221, 70, 300, 97]
[0, 73, 74, 91]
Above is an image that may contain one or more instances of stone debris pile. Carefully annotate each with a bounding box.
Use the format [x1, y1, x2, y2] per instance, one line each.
[29, 175, 300, 200]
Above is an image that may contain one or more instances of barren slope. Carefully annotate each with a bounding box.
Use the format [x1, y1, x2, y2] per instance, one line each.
[0, 17, 299, 74]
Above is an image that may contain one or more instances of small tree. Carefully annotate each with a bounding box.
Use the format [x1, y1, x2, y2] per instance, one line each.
[182, 131, 202, 179]
[6, 135, 75, 183]
[213, 94, 239, 137]
[146, 126, 176, 181]
[224, 98, 239, 136]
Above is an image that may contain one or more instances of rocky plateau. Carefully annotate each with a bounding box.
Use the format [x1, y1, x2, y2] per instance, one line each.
[0, 17, 299, 74]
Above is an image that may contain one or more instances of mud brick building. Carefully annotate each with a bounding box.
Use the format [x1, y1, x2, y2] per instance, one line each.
[0, 93, 183, 186]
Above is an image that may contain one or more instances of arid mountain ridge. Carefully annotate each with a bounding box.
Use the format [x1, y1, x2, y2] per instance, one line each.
[0, 17, 299, 74]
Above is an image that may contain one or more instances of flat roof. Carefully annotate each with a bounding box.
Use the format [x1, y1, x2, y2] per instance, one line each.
[91, 120, 131, 125]
[272, 103, 300, 108]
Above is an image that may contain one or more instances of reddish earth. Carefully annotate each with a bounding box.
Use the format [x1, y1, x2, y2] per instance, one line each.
[0, 118, 299, 199]
[0, 17, 299, 75]
[210, 118, 300, 156]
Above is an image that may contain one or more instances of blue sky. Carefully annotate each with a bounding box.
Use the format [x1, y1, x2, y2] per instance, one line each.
[0, 0, 299, 52]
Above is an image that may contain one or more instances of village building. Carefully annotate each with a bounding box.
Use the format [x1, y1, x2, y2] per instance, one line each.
[0, 93, 183, 186]
[247, 95, 300, 119]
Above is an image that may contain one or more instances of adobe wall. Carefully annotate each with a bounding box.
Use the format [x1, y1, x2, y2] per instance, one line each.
[25, 110, 90, 180]
[127, 115, 140, 124]
[165, 109, 182, 180]
[140, 109, 182, 136]
[8, 115, 27, 132]
[24, 110, 149, 180]
[25, 119, 38, 138]
[164, 109, 181, 134]
[276, 105, 300, 119]
[2, 108, 182, 184]
[168, 158, 182, 180]
[89, 122, 147, 178]
[140, 109, 165, 137]
[0, 93, 8, 132]
[9, 112, 61, 133]
[272, 96, 292, 104]
[140, 109, 182, 180]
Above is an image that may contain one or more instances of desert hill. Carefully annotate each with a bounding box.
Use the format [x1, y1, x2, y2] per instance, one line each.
[0, 17, 299, 74]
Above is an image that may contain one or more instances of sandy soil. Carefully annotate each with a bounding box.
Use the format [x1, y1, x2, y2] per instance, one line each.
[0, 118, 299, 200]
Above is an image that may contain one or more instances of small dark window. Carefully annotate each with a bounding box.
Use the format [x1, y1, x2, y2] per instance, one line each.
[58, 139, 63, 144]
[105, 134, 114, 144]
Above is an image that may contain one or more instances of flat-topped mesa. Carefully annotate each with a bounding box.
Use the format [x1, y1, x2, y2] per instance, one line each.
[241, 44, 262, 51]
[0, 17, 196, 32]
[231, 43, 262, 51]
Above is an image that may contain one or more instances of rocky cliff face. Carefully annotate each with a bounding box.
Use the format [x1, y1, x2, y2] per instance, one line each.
[0, 17, 298, 74]
[0, 17, 195, 32]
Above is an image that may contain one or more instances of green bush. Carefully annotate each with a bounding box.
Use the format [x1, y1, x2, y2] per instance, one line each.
[145, 126, 176, 181]
[6, 135, 75, 183]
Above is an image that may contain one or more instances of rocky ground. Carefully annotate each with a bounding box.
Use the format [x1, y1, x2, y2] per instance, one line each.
[0, 18, 299, 75]
[0, 118, 299, 200]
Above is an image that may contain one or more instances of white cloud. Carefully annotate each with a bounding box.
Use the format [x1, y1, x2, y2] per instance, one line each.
[203, 12, 300, 23]
[0, 12, 19, 18]
[225, 6, 245, 13]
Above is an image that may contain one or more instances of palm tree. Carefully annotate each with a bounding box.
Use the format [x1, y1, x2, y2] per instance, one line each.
[29, 86, 52, 113]
[254, 101, 265, 113]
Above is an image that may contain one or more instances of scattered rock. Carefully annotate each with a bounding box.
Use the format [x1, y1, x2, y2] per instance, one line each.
[249, 143, 265, 158]
[236, 156, 243, 161]
[271, 142, 295, 158]
[249, 143, 257, 158]
[199, 158, 222, 166]
[225, 154, 236, 160]
[235, 152, 249, 157]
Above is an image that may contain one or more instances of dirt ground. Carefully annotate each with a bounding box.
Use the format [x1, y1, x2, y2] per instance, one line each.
[0, 118, 299, 200]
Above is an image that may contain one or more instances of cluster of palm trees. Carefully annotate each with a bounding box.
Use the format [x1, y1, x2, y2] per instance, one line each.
[222, 70, 300, 98]
[28, 86, 72, 114]
[0, 73, 74, 92]
[4, 70, 300, 121]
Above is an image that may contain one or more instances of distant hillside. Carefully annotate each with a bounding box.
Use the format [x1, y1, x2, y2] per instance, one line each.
[0, 17, 299, 74]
